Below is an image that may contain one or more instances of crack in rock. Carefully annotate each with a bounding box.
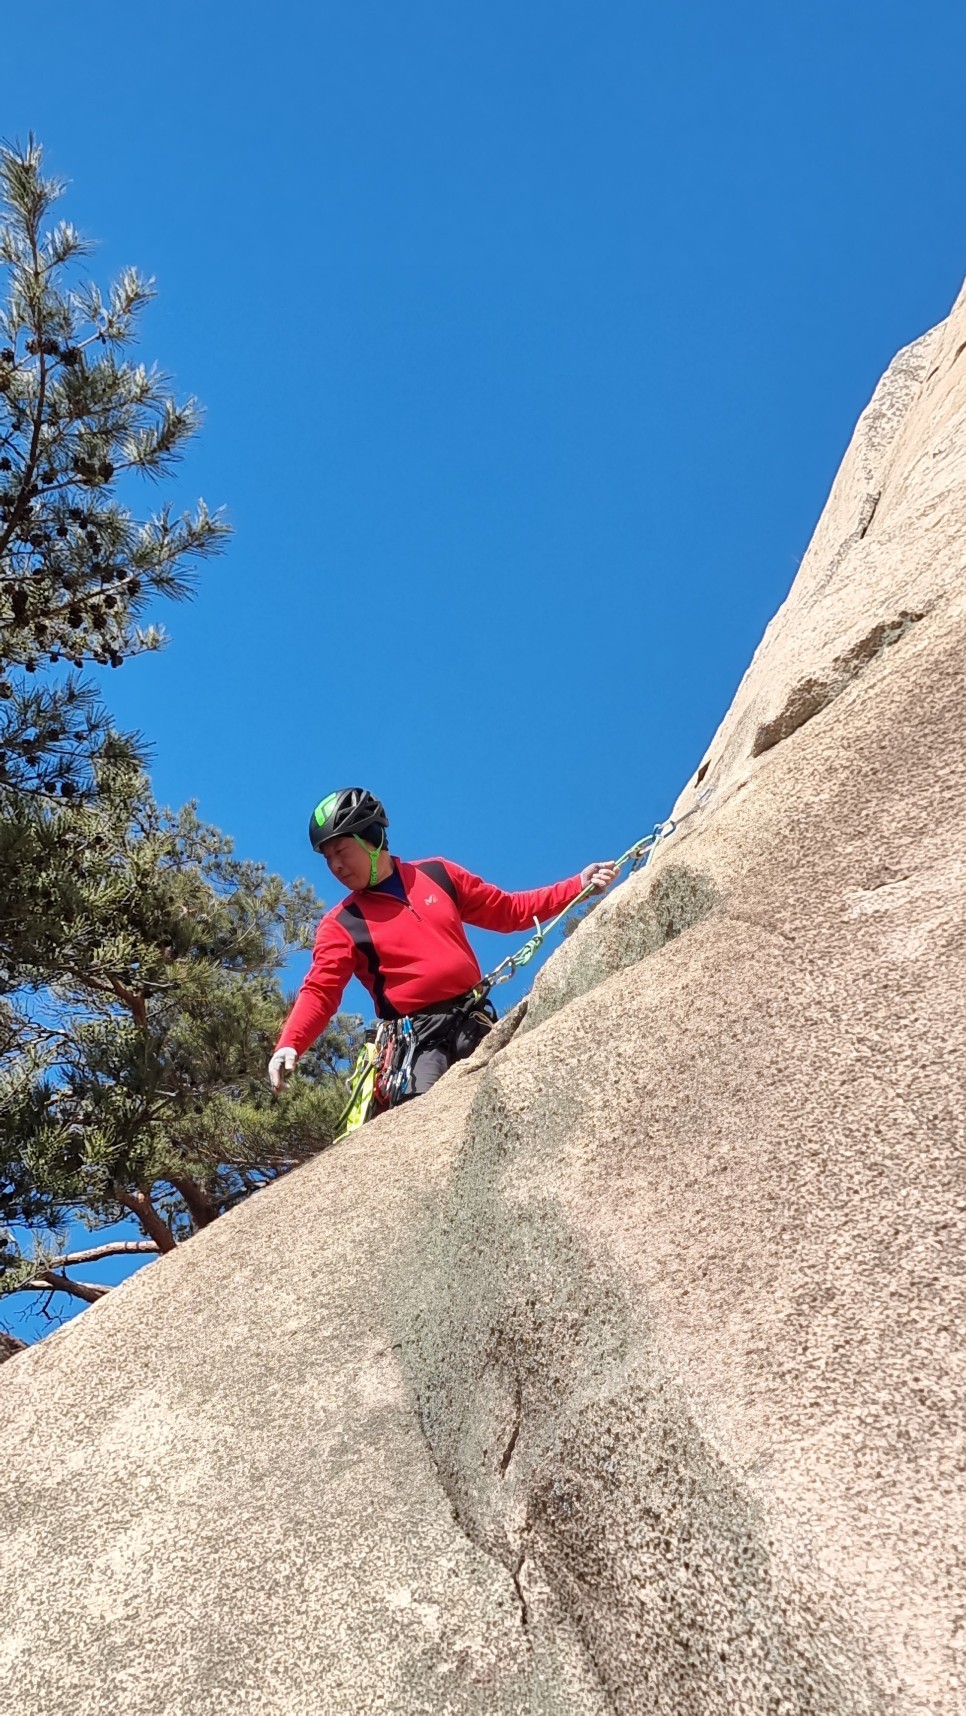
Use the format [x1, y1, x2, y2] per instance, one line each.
[499, 1377, 523, 1479]
[856, 489, 880, 538]
[752, 609, 924, 757]
[411, 1384, 534, 1646]
[510, 1551, 531, 1631]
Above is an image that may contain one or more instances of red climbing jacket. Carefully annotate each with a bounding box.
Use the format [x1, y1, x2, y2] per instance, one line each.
[275, 857, 583, 1055]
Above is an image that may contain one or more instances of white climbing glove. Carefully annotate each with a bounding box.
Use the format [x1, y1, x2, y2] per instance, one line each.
[581, 860, 620, 895]
[268, 1046, 299, 1093]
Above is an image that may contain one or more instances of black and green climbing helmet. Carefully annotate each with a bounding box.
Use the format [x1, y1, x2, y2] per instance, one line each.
[308, 787, 389, 854]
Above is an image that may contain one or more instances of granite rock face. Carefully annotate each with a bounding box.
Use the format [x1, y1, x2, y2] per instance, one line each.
[2, 287, 965, 1716]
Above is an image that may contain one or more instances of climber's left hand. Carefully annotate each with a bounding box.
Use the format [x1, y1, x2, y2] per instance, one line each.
[580, 861, 620, 895]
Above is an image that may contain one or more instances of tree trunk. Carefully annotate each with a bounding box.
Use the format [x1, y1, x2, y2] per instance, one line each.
[117, 1190, 177, 1254]
[169, 1173, 218, 1230]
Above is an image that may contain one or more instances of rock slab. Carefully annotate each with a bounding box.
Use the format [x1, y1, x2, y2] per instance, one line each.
[2, 284, 966, 1714]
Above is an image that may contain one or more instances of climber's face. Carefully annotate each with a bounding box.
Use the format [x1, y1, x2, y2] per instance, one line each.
[321, 835, 376, 891]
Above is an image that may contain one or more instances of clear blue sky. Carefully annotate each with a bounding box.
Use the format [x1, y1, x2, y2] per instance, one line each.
[4, 0, 965, 1339]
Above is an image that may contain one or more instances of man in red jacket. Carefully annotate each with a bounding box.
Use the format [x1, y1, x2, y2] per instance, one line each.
[268, 787, 618, 1098]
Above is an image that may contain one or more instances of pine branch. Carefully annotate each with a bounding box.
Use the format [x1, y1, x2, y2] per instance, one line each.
[42, 1239, 158, 1268]
[23, 1268, 108, 1303]
[0, 136, 229, 790]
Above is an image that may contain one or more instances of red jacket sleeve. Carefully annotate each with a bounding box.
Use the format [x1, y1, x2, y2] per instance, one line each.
[441, 861, 584, 934]
[275, 916, 356, 1056]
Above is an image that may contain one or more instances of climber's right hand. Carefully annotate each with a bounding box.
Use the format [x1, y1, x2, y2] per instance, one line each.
[268, 1046, 299, 1094]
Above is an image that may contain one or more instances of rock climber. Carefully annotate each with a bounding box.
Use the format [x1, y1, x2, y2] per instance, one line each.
[268, 787, 619, 1099]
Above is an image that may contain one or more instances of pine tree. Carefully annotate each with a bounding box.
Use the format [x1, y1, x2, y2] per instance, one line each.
[0, 141, 355, 1339]
[0, 764, 360, 1318]
[0, 136, 226, 799]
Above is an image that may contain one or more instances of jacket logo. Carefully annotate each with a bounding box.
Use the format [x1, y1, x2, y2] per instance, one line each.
[424, 893, 439, 905]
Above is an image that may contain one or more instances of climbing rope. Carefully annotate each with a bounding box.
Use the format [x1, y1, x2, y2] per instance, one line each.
[476, 793, 710, 997]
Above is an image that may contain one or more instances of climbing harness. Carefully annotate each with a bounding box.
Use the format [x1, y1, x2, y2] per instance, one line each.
[331, 792, 711, 1142]
[333, 995, 497, 1139]
[335, 1020, 405, 1130]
